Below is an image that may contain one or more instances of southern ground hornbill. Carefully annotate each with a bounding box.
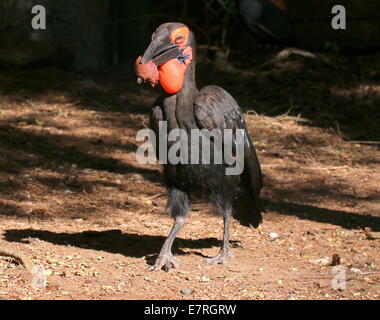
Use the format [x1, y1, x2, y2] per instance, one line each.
[135, 22, 264, 271]
[237, 0, 295, 46]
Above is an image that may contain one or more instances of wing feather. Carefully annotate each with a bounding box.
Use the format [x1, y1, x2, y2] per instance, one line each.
[194, 85, 264, 226]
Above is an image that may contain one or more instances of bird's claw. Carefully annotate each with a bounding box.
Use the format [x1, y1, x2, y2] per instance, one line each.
[204, 250, 232, 265]
[149, 253, 180, 272]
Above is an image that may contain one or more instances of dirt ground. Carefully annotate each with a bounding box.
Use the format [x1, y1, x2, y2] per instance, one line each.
[0, 49, 379, 300]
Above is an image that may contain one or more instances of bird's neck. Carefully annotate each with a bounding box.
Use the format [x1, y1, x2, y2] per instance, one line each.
[163, 60, 198, 130]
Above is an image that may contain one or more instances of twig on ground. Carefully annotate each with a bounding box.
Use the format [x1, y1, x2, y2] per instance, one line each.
[0, 244, 46, 290]
[361, 227, 380, 240]
[349, 141, 380, 145]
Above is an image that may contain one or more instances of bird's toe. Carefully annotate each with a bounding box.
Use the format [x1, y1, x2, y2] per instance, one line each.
[149, 253, 180, 272]
[204, 250, 232, 265]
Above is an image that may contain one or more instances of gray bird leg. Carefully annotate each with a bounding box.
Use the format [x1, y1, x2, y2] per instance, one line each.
[150, 216, 185, 271]
[150, 188, 189, 271]
[205, 209, 233, 265]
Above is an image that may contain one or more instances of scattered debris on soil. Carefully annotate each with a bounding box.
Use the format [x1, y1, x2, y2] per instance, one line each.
[0, 50, 379, 299]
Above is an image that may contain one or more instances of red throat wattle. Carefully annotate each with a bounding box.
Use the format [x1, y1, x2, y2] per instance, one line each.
[159, 46, 192, 94]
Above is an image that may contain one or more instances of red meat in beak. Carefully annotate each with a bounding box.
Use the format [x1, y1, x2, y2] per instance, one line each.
[135, 56, 159, 87]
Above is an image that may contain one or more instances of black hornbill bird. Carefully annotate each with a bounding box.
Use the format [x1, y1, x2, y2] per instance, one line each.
[135, 22, 264, 271]
[237, 0, 295, 46]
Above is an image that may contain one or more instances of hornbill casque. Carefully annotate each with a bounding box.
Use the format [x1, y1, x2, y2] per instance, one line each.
[135, 22, 264, 271]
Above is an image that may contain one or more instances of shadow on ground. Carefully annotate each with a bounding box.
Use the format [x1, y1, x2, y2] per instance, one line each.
[3, 228, 240, 263]
[264, 200, 380, 231]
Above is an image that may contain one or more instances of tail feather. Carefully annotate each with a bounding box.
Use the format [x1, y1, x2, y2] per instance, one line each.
[233, 139, 265, 227]
[233, 187, 263, 228]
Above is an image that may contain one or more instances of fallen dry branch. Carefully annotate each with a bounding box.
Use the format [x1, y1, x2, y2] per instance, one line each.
[0, 245, 34, 271]
[0, 244, 46, 289]
[300, 166, 349, 171]
[276, 48, 317, 60]
[349, 141, 380, 145]
[362, 228, 380, 240]
[258, 47, 335, 70]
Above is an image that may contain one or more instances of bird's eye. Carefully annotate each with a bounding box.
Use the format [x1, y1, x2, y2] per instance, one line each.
[175, 36, 184, 44]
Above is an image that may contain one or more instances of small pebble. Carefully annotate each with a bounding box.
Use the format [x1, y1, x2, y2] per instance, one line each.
[181, 288, 192, 296]
[269, 232, 279, 239]
[129, 173, 144, 181]
[320, 257, 330, 265]
[350, 267, 363, 274]
[200, 276, 210, 282]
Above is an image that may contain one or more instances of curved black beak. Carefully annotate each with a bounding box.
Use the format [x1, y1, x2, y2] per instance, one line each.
[141, 39, 182, 67]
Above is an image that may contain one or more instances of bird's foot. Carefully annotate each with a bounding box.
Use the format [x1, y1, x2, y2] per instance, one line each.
[204, 249, 232, 265]
[149, 252, 180, 272]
